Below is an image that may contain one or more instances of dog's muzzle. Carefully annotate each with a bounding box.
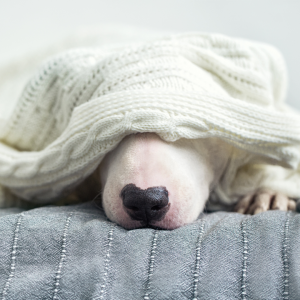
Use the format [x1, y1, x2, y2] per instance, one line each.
[121, 184, 170, 225]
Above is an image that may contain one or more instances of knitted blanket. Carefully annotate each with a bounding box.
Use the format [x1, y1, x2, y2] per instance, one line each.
[0, 28, 300, 206]
[0, 202, 299, 299]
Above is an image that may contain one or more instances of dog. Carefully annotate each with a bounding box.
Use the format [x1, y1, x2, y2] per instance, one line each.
[73, 132, 296, 230]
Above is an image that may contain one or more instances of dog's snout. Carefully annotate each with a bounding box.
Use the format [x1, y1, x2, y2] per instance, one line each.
[121, 184, 170, 224]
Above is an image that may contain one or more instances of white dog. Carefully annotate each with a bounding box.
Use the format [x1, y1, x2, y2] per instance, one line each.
[83, 132, 295, 230]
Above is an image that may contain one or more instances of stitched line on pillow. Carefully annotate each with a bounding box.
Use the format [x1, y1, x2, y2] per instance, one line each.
[52, 212, 73, 300]
[144, 230, 158, 300]
[283, 212, 291, 300]
[94, 223, 116, 300]
[192, 219, 206, 300]
[1, 213, 24, 300]
[241, 217, 249, 300]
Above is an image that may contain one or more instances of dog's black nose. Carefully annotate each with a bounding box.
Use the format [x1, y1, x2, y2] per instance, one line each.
[121, 184, 170, 224]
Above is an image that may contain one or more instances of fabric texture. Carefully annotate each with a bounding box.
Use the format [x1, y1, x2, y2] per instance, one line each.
[0, 202, 299, 299]
[0, 29, 300, 206]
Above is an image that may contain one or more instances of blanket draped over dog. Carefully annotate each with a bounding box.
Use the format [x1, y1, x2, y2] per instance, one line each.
[0, 203, 300, 299]
[0, 29, 300, 205]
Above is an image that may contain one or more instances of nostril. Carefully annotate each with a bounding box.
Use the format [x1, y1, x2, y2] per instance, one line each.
[151, 204, 168, 211]
[126, 205, 139, 211]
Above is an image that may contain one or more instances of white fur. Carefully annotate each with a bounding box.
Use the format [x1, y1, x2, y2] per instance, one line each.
[99, 133, 232, 229]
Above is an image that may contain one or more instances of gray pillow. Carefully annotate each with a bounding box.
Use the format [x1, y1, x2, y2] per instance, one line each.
[0, 202, 299, 299]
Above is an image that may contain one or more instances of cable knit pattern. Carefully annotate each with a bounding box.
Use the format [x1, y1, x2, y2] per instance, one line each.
[0, 31, 299, 203]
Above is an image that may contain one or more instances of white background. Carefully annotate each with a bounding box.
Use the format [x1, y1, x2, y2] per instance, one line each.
[1, 0, 300, 109]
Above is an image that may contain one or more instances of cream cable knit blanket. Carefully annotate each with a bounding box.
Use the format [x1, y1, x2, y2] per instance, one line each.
[0, 29, 300, 206]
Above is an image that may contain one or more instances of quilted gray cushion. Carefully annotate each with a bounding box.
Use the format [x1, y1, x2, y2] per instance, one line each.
[0, 202, 299, 299]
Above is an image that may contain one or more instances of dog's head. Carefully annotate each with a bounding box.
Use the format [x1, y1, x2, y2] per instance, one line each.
[98, 133, 232, 229]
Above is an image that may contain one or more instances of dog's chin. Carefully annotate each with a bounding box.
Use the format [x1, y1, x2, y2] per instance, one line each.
[103, 201, 203, 230]
[110, 217, 196, 230]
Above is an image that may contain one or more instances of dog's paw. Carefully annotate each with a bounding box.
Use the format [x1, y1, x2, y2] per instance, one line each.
[234, 189, 296, 215]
